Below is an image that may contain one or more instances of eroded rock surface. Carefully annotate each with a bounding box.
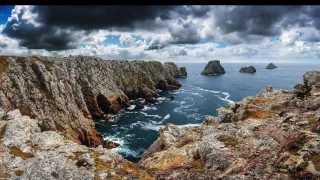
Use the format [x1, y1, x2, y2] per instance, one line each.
[140, 70, 320, 179]
[0, 109, 153, 179]
[0, 56, 183, 147]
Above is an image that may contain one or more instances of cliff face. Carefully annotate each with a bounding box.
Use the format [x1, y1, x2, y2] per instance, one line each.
[0, 56, 183, 147]
[140, 71, 320, 179]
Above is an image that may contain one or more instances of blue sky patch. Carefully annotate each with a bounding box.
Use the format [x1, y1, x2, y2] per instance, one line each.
[0, 5, 14, 25]
[104, 35, 121, 46]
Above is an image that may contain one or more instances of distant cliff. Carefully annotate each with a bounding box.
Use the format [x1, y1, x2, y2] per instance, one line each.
[0, 56, 185, 147]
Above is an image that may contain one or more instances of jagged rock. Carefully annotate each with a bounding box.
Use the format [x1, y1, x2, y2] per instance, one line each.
[266, 63, 277, 69]
[180, 67, 187, 77]
[163, 62, 187, 78]
[0, 56, 184, 147]
[103, 140, 120, 149]
[239, 66, 256, 73]
[169, 96, 175, 100]
[134, 104, 144, 110]
[201, 60, 225, 75]
[0, 109, 153, 179]
[145, 97, 158, 104]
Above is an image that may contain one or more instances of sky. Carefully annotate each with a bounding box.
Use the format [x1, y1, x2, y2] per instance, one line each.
[0, 5, 320, 63]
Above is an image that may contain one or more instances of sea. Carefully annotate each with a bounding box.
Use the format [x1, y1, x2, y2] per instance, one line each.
[95, 62, 320, 162]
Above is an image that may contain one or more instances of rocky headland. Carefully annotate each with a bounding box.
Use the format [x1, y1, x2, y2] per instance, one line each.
[1, 55, 320, 179]
[239, 66, 257, 73]
[0, 56, 185, 148]
[201, 60, 225, 75]
[266, 63, 278, 69]
[139, 70, 320, 179]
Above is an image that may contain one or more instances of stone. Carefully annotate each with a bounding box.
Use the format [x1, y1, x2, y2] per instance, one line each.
[103, 140, 120, 149]
[239, 66, 256, 73]
[201, 60, 225, 75]
[145, 97, 158, 104]
[134, 104, 144, 110]
[169, 96, 175, 100]
[266, 63, 277, 69]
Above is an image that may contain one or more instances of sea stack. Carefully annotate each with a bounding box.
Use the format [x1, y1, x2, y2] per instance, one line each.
[266, 63, 277, 69]
[201, 60, 225, 75]
[239, 66, 256, 73]
[179, 67, 187, 77]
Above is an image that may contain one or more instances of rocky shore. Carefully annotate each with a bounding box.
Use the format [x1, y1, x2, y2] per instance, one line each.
[1, 56, 320, 179]
[0, 56, 185, 148]
[140, 70, 320, 179]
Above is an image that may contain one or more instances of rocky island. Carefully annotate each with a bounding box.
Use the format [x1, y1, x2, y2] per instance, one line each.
[201, 60, 225, 75]
[239, 66, 257, 73]
[0, 55, 320, 179]
[266, 63, 278, 69]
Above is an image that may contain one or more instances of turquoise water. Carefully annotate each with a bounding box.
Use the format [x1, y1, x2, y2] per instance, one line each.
[95, 63, 320, 162]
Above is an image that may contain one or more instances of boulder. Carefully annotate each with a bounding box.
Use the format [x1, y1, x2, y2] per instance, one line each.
[145, 97, 158, 104]
[266, 63, 277, 69]
[134, 104, 144, 110]
[239, 66, 256, 73]
[201, 60, 225, 75]
[103, 140, 120, 149]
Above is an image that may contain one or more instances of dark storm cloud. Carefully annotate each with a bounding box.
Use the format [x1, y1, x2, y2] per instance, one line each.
[2, 5, 320, 51]
[2, 6, 180, 51]
[210, 6, 306, 44]
[32, 6, 178, 30]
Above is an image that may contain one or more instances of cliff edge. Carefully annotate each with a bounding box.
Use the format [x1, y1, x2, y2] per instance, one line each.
[0, 56, 184, 147]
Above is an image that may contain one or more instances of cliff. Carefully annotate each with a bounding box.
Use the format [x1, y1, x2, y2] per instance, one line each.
[140, 71, 320, 179]
[201, 60, 225, 75]
[0, 56, 183, 147]
[1, 59, 320, 179]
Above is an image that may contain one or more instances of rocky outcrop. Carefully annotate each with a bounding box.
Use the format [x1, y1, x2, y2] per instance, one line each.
[163, 62, 187, 78]
[266, 63, 277, 69]
[201, 60, 225, 75]
[140, 70, 320, 179]
[239, 66, 256, 73]
[179, 67, 187, 77]
[0, 56, 184, 147]
[0, 109, 153, 179]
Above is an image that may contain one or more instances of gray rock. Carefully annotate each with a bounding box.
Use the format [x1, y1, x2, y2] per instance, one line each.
[265, 63, 277, 69]
[239, 66, 256, 73]
[201, 60, 225, 75]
